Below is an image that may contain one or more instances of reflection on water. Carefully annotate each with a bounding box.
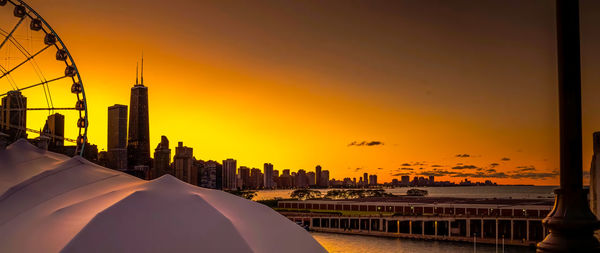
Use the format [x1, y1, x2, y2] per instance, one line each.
[311, 232, 534, 253]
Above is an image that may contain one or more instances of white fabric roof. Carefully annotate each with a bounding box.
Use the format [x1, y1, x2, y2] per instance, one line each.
[0, 140, 325, 253]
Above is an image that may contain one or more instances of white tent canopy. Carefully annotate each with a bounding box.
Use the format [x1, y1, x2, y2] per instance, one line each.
[0, 140, 326, 253]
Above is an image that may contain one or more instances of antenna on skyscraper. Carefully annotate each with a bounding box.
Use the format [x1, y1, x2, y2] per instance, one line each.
[136, 61, 139, 85]
[141, 51, 144, 86]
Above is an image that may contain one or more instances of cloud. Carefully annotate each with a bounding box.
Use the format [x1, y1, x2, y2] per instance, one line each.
[501, 157, 511, 161]
[396, 167, 413, 171]
[509, 171, 558, 179]
[490, 163, 500, 168]
[417, 169, 559, 179]
[377, 167, 383, 170]
[419, 171, 446, 177]
[451, 165, 479, 170]
[348, 141, 384, 147]
[516, 166, 536, 172]
[366, 141, 383, 146]
[354, 168, 363, 172]
[431, 165, 443, 168]
[401, 163, 411, 166]
[413, 162, 426, 166]
[391, 172, 411, 176]
[456, 154, 470, 158]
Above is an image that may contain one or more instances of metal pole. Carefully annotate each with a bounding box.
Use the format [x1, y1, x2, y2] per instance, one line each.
[496, 233, 498, 253]
[473, 233, 476, 253]
[495, 220, 498, 253]
[556, 0, 582, 193]
[537, 0, 600, 252]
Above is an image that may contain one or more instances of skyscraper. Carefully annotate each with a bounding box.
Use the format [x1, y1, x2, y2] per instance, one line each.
[238, 166, 250, 189]
[250, 168, 262, 189]
[153, 135, 171, 177]
[401, 175, 410, 186]
[264, 163, 274, 189]
[307, 172, 316, 186]
[127, 58, 150, 170]
[369, 174, 378, 186]
[174, 142, 193, 183]
[363, 173, 369, 186]
[43, 113, 64, 150]
[296, 169, 308, 188]
[0, 91, 27, 142]
[321, 170, 330, 187]
[107, 104, 128, 171]
[280, 169, 292, 188]
[200, 160, 219, 189]
[315, 165, 322, 187]
[222, 159, 237, 190]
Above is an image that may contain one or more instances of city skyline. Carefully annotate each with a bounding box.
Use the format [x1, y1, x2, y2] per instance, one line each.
[2, 1, 599, 252]
[15, 0, 600, 185]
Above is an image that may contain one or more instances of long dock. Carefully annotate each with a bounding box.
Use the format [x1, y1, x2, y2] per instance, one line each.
[278, 196, 553, 247]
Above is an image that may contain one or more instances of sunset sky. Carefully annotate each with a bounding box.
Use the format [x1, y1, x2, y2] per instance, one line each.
[3, 0, 600, 185]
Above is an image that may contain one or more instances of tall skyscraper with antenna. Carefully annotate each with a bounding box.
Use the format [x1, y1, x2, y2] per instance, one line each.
[127, 55, 151, 173]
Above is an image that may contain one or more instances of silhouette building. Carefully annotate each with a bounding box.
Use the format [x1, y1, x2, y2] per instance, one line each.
[279, 169, 292, 188]
[296, 169, 308, 188]
[250, 168, 262, 189]
[200, 161, 216, 189]
[369, 174, 377, 186]
[321, 170, 329, 187]
[307, 172, 316, 186]
[315, 165, 322, 187]
[127, 58, 150, 170]
[238, 166, 250, 189]
[222, 158, 237, 190]
[174, 142, 193, 184]
[0, 91, 27, 142]
[107, 104, 128, 171]
[401, 175, 410, 186]
[43, 113, 64, 150]
[363, 173, 369, 186]
[264, 163, 274, 189]
[153, 135, 171, 178]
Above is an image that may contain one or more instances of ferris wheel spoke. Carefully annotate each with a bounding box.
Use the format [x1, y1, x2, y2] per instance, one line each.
[0, 44, 52, 80]
[1, 107, 77, 111]
[0, 122, 77, 143]
[0, 75, 67, 96]
[0, 16, 25, 52]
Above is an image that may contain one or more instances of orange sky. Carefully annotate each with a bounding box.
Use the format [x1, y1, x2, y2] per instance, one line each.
[3, 0, 600, 185]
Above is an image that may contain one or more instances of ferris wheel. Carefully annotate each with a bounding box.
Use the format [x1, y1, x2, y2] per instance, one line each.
[0, 0, 88, 155]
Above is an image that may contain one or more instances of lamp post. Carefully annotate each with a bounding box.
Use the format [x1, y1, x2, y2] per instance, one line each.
[536, 0, 600, 252]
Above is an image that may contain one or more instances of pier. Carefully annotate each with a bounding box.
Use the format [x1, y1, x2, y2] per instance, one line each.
[278, 197, 553, 247]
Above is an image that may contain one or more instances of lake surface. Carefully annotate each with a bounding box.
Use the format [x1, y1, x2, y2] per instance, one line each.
[254, 185, 557, 200]
[311, 232, 534, 253]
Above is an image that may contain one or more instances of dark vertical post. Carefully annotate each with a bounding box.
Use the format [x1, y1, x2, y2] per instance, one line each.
[556, 0, 582, 192]
[537, 0, 600, 252]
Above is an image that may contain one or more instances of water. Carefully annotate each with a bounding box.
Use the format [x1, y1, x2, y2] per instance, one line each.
[311, 232, 534, 253]
[254, 186, 556, 200]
